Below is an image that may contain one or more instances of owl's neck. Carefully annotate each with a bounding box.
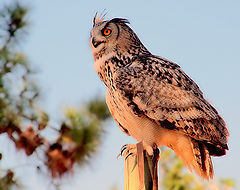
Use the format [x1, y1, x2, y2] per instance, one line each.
[94, 48, 150, 88]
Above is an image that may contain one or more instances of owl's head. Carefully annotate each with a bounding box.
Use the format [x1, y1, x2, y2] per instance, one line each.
[90, 14, 148, 59]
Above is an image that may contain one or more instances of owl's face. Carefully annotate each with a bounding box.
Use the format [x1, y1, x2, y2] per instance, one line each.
[90, 21, 115, 52]
[90, 17, 134, 59]
[90, 15, 149, 67]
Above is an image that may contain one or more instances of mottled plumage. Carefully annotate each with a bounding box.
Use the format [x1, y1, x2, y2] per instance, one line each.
[90, 15, 229, 179]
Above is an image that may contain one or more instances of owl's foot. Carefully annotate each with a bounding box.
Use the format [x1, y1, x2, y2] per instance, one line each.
[118, 142, 160, 189]
[118, 142, 159, 160]
[118, 144, 137, 159]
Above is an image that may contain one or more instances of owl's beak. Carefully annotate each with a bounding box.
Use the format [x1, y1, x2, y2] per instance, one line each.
[92, 37, 104, 48]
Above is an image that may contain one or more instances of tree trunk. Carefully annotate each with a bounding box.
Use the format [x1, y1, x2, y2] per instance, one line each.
[124, 142, 159, 190]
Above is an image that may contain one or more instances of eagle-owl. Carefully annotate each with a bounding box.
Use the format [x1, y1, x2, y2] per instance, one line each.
[90, 14, 229, 179]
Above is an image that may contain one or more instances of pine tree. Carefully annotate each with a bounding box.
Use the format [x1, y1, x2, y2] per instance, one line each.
[0, 2, 110, 189]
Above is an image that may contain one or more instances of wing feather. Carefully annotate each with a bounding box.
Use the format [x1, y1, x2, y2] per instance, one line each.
[114, 55, 229, 147]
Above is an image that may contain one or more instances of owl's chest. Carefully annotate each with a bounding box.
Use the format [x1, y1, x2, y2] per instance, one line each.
[106, 88, 160, 145]
[105, 88, 186, 149]
[106, 89, 131, 131]
[94, 55, 117, 88]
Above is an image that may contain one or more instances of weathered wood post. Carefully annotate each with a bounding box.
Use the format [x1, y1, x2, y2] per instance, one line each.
[124, 142, 159, 190]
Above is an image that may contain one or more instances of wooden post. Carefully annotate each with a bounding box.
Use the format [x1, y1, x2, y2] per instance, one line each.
[124, 143, 159, 190]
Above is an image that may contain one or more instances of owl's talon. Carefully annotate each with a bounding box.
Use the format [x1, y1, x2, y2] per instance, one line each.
[120, 144, 128, 155]
[118, 144, 137, 159]
[125, 152, 133, 160]
[117, 144, 128, 159]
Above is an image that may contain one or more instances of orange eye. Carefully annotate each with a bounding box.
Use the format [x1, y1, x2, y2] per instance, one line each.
[103, 28, 111, 36]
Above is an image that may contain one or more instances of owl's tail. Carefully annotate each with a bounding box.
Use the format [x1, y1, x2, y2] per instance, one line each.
[189, 140, 214, 179]
[171, 136, 214, 180]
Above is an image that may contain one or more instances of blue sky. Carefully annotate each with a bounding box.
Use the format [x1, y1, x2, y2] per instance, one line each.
[1, 0, 240, 189]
